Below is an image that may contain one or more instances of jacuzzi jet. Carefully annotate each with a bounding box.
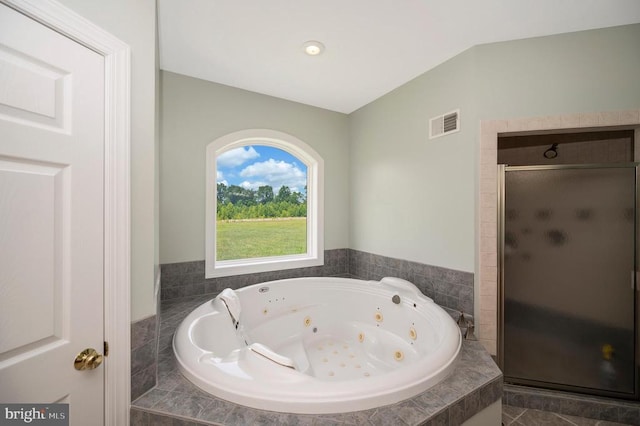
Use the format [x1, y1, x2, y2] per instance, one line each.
[304, 316, 312, 327]
[374, 312, 383, 322]
[409, 327, 417, 340]
[358, 332, 365, 342]
[394, 350, 404, 361]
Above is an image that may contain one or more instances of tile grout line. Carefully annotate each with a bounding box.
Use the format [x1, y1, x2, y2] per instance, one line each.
[554, 412, 580, 426]
[502, 409, 517, 425]
[509, 408, 527, 424]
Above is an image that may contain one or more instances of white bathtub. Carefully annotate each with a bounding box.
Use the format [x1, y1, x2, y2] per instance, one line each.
[173, 276, 461, 414]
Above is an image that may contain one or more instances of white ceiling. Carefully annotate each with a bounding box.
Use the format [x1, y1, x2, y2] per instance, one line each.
[158, 0, 640, 114]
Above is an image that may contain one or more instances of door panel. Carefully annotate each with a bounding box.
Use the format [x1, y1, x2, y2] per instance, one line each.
[503, 165, 636, 397]
[0, 4, 105, 423]
[0, 159, 67, 355]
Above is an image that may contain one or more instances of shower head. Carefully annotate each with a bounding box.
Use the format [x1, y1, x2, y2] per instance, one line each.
[543, 143, 558, 159]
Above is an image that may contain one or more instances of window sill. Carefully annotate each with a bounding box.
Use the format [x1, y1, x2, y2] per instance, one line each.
[205, 253, 324, 279]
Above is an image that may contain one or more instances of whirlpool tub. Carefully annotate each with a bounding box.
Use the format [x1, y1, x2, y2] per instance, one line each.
[173, 277, 461, 414]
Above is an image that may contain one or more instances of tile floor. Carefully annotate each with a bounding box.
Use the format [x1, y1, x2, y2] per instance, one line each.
[503, 404, 631, 426]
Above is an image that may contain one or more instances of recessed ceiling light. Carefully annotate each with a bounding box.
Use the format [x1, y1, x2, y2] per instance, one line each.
[303, 40, 325, 56]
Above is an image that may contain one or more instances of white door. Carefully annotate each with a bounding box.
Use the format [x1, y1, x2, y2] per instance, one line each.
[0, 4, 105, 425]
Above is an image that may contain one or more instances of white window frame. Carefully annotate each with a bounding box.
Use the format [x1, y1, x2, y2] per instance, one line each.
[206, 129, 324, 278]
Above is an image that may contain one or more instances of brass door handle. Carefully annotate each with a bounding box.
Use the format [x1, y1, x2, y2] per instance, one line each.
[74, 348, 103, 370]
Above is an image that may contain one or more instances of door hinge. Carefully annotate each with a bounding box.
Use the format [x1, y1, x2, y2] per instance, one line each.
[104, 341, 109, 357]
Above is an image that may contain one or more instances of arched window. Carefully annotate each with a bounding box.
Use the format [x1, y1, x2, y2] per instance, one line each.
[206, 129, 324, 278]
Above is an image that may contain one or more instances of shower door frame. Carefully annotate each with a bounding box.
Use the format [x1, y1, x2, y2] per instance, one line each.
[497, 162, 639, 400]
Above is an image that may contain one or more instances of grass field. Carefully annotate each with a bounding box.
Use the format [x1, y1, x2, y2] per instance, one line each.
[216, 218, 307, 260]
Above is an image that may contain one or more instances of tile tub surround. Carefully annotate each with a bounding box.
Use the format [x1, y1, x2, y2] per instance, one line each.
[131, 314, 159, 401]
[160, 248, 349, 301]
[130, 293, 502, 426]
[160, 248, 474, 315]
[477, 109, 640, 354]
[503, 384, 640, 425]
[349, 250, 474, 315]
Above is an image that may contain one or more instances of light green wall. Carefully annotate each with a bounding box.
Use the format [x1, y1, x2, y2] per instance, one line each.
[349, 24, 640, 272]
[349, 48, 478, 272]
[474, 24, 640, 119]
[158, 23, 639, 302]
[58, 0, 158, 321]
[159, 72, 350, 264]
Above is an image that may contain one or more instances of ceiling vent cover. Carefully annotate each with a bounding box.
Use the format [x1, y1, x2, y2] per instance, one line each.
[429, 109, 460, 139]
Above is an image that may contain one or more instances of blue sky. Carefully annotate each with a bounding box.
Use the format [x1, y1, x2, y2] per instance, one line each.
[216, 145, 307, 194]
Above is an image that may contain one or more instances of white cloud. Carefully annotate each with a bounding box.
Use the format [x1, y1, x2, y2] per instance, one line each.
[216, 171, 228, 186]
[239, 159, 306, 193]
[239, 180, 268, 190]
[217, 146, 260, 168]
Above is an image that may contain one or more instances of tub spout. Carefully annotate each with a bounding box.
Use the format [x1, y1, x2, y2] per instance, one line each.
[219, 288, 241, 328]
[464, 321, 476, 340]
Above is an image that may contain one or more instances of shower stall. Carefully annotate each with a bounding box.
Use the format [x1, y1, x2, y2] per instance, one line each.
[498, 163, 638, 399]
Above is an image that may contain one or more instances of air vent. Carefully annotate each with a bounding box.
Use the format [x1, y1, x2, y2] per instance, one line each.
[429, 109, 460, 139]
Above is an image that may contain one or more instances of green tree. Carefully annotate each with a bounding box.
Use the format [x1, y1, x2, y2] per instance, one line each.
[275, 185, 292, 203]
[227, 185, 255, 206]
[256, 185, 274, 204]
[290, 191, 304, 204]
[217, 182, 228, 204]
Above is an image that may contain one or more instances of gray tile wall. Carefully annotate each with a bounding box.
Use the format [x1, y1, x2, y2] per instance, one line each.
[160, 248, 349, 300]
[131, 314, 159, 401]
[159, 248, 474, 315]
[348, 249, 474, 315]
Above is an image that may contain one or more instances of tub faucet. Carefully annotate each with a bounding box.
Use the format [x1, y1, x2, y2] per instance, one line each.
[464, 320, 476, 340]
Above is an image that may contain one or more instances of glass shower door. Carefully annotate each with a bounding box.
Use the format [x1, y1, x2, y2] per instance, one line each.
[501, 164, 636, 397]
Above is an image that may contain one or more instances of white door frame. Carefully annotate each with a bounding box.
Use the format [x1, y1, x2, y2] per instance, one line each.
[1, 0, 131, 425]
